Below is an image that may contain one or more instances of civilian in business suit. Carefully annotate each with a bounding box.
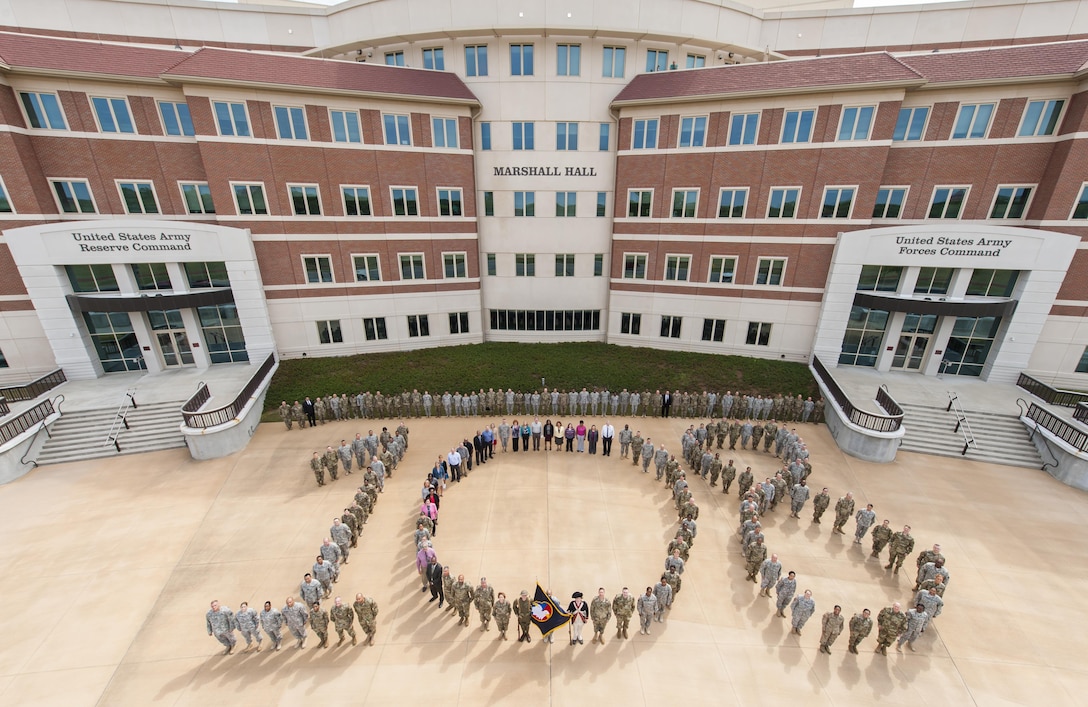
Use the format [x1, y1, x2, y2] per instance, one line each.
[426, 555, 445, 607]
[661, 391, 673, 418]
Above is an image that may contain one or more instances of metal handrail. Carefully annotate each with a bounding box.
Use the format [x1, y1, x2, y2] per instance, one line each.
[946, 392, 979, 456]
[0, 397, 57, 445]
[182, 353, 276, 428]
[1016, 372, 1088, 408]
[1022, 401, 1088, 453]
[18, 395, 64, 468]
[1018, 398, 1059, 471]
[104, 388, 138, 453]
[1074, 402, 1088, 424]
[0, 397, 9, 415]
[810, 356, 903, 433]
[0, 369, 67, 403]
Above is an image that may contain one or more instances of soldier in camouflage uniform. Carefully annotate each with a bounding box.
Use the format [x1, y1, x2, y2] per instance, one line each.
[811, 487, 831, 524]
[309, 601, 330, 648]
[870, 519, 893, 558]
[737, 466, 754, 498]
[310, 452, 325, 487]
[474, 577, 496, 631]
[759, 553, 782, 597]
[513, 589, 533, 642]
[493, 592, 512, 640]
[896, 604, 929, 652]
[913, 544, 946, 589]
[279, 401, 292, 430]
[292, 401, 305, 428]
[590, 588, 612, 644]
[282, 596, 309, 648]
[260, 601, 284, 651]
[612, 587, 635, 639]
[818, 605, 844, 653]
[832, 492, 855, 534]
[885, 525, 915, 573]
[314, 397, 327, 425]
[323, 446, 339, 482]
[330, 596, 357, 646]
[745, 537, 768, 582]
[638, 587, 659, 634]
[663, 567, 682, 597]
[668, 534, 691, 562]
[205, 600, 237, 655]
[451, 574, 474, 626]
[874, 603, 907, 655]
[847, 608, 872, 654]
[790, 589, 816, 636]
[353, 593, 378, 645]
[631, 432, 644, 466]
[721, 459, 736, 494]
[775, 571, 797, 618]
[235, 601, 262, 652]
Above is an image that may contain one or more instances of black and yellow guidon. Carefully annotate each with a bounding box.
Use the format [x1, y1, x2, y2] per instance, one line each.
[531, 584, 571, 637]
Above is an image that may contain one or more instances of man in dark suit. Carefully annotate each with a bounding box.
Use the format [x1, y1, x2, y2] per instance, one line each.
[661, 391, 672, 418]
[303, 397, 317, 427]
[426, 555, 445, 607]
[473, 431, 487, 465]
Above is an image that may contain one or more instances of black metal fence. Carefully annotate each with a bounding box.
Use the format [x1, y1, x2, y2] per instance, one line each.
[0, 399, 55, 445]
[0, 369, 67, 403]
[1025, 402, 1088, 452]
[0, 398, 9, 415]
[1075, 403, 1088, 425]
[811, 356, 903, 433]
[182, 353, 276, 429]
[1016, 373, 1088, 408]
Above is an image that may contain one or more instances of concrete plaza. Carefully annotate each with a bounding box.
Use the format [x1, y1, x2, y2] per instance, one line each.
[0, 412, 1084, 706]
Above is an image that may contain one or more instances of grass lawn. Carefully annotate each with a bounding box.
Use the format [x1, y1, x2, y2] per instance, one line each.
[262, 342, 817, 419]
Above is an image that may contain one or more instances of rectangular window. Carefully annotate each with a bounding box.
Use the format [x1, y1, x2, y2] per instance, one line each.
[158, 101, 194, 136]
[383, 114, 411, 145]
[555, 253, 575, 277]
[363, 317, 388, 341]
[594, 254, 604, 277]
[19, 92, 66, 130]
[289, 184, 321, 216]
[353, 254, 381, 282]
[708, 256, 736, 284]
[556, 191, 576, 217]
[66, 264, 119, 293]
[317, 320, 343, 344]
[480, 122, 491, 150]
[660, 315, 682, 338]
[1076, 346, 1088, 374]
[91, 97, 135, 134]
[443, 252, 467, 278]
[620, 312, 641, 335]
[436, 188, 463, 217]
[233, 184, 267, 215]
[511, 44, 534, 75]
[342, 186, 371, 216]
[990, 186, 1032, 219]
[952, 104, 995, 139]
[628, 190, 652, 217]
[489, 309, 601, 332]
[273, 106, 308, 140]
[873, 187, 907, 219]
[432, 117, 459, 148]
[718, 188, 747, 218]
[407, 314, 430, 337]
[399, 254, 425, 280]
[729, 112, 758, 145]
[0, 177, 12, 213]
[756, 258, 786, 286]
[515, 253, 535, 277]
[702, 318, 726, 342]
[623, 254, 647, 279]
[781, 109, 815, 143]
[597, 191, 607, 217]
[118, 181, 159, 214]
[820, 187, 855, 218]
[486, 253, 496, 276]
[391, 187, 419, 216]
[514, 191, 535, 217]
[465, 45, 488, 77]
[51, 179, 96, 214]
[599, 123, 610, 151]
[838, 106, 875, 141]
[179, 182, 214, 215]
[746, 321, 772, 346]
[857, 265, 903, 292]
[602, 46, 626, 78]
[1019, 99, 1064, 137]
[449, 312, 470, 334]
[184, 262, 229, 289]
[671, 189, 698, 218]
[212, 101, 250, 137]
[646, 49, 669, 72]
[893, 107, 928, 141]
[928, 187, 969, 219]
[483, 191, 494, 216]
[767, 187, 800, 218]
[631, 118, 658, 149]
[914, 267, 954, 295]
[839, 305, 889, 367]
[1073, 185, 1088, 220]
[512, 122, 535, 150]
[385, 51, 405, 66]
[303, 255, 334, 283]
[423, 47, 445, 71]
[557, 44, 581, 76]
[678, 116, 707, 148]
[556, 122, 578, 150]
[196, 303, 247, 363]
[330, 110, 362, 143]
[686, 54, 706, 68]
[664, 255, 691, 281]
[966, 269, 1019, 297]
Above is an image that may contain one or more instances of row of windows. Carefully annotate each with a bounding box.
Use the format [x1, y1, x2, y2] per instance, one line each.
[489, 309, 602, 332]
[625, 99, 1066, 151]
[479, 121, 611, 151]
[302, 252, 473, 284]
[317, 312, 472, 344]
[618, 313, 773, 345]
[18, 91, 464, 149]
[620, 255, 783, 285]
[481, 191, 611, 218]
[398, 43, 707, 78]
[482, 253, 605, 278]
[65, 261, 228, 293]
[621, 183, 1088, 221]
[857, 266, 1019, 298]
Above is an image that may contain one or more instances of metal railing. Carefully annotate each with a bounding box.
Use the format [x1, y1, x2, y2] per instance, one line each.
[182, 353, 276, 429]
[0, 397, 57, 445]
[0, 397, 9, 415]
[1016, 373, 1088, 408]
[104, 388, 138, 453]
[0, 369, 67, 403]
[1074, 403, 1088, 424]
[946, 392, 979, 456]
[811, 356, 903, 433]
[19, 395, 64, 468]
[1021, 401, 1088, 453]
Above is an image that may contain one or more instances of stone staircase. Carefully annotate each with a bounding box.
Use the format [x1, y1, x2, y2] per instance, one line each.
[34, 400, 188, 466]
[897, 401, 1043, 469]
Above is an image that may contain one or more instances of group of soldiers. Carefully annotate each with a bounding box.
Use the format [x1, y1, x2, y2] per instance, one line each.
[278, 389, 825, 425]
[307, 424, 408, 487]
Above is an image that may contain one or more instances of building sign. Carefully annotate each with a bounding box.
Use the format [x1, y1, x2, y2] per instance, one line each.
[492, 166, 598, 177]
[71, 230, 194, 253]
[895, 235, 1013, 257]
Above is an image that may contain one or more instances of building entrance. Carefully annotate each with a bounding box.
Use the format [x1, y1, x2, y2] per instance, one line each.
[148, 310, 195, 367]
[890, 313, 937, 371]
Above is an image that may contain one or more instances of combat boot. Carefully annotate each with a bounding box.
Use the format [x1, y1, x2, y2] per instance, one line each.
[616, 627, 623, 639]
[599, 632, 605, 645]
[591, 632, 598, 644]
[337, 636, 345, 647]
[623, 627, 629, 639]
[351, 634, 357, 646]
[367, 633, 374, 645]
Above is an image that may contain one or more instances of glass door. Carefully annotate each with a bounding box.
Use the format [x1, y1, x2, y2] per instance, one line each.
[148, 310, 195, 367]
[890, 313, 938, 371]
